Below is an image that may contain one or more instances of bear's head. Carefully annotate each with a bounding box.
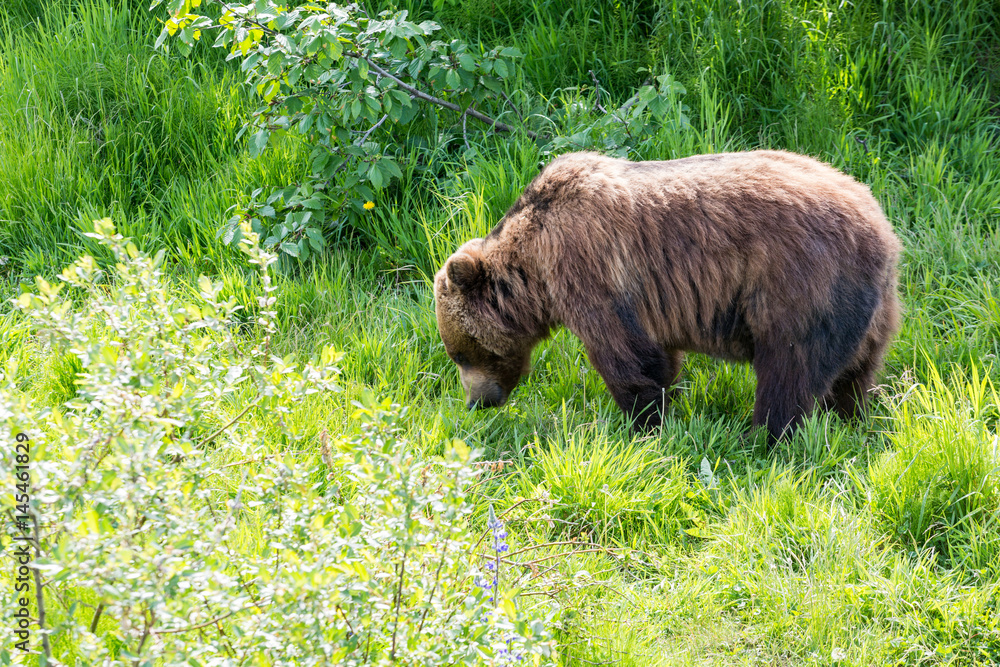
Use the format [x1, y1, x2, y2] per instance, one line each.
[434, 239, 536, 410]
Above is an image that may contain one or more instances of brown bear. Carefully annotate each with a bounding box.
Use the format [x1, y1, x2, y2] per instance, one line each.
[434, 150, 902, 442]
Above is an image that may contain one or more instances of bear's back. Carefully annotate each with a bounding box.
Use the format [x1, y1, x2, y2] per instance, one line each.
[505, 150, 899, 283]
[489, 150, 900, 361]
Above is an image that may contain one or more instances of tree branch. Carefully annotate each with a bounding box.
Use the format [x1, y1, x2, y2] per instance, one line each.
[390, 553, 406, 659]
[345, 50, 538, 140]
[589, 70, 608, 114]
[201, 398, 259, 447]
[90, 603, 104, 634]
[356, 113, 389, 147]
[152, 603, 265, 635]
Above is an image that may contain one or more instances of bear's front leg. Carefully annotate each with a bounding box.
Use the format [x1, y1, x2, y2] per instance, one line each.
[752, 338, 819, 442]
[574, 305, 681, 431]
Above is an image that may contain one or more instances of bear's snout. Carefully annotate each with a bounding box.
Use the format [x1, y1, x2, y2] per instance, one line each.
[459, 366, 508, 410]
[466, 384, 506, 410]
[463, 379, 507, 410]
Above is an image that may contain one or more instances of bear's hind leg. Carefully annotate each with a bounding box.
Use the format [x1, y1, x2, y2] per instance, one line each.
[823, 295, 897, 421]
[823, 335, 887, 421]
[824, 362, 875, 421]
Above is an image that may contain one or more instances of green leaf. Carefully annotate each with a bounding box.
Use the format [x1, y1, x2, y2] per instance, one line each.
[306, 34, 323, 55]
[311, 151, 332, 176]
[249, 129, 270, 156]
[390, 89, 412, 107]
[367, 164, 383, 189]
[480, 75, 502, 93]
[213, 29, 231, 49]
[315, 113, 330, 136]
[327, 38, 343, 60]
[305, 227, 325, 251]
[280, 241, 300, 257]
[648, 96, 669, 121]
[387, 101, 402, 123]
[155, 27, 170, 51]
[267, 53, 286, 76]
[262, 79, 281, 103]
[457, 53, 476, 71]
[220, 224, 238, 244]
[380, 158, 403, 181]
[389, 37, 408, 59]
[242, 52, 261, 73]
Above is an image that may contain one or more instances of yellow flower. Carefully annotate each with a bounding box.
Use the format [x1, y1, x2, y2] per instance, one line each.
[363, 201, 375, 211]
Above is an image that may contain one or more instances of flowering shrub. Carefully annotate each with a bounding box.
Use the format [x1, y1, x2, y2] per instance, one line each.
[0, 221, 555, 664]
[475, 506, 530, 665]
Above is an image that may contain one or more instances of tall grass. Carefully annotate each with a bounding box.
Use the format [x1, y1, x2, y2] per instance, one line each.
[0, 0, 311, 278]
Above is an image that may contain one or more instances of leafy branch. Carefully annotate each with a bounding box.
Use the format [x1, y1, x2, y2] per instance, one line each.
[151, 0, 533, 260]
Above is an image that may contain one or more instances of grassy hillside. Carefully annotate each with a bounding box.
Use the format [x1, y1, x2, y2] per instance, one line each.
[1, 0, 999, 663]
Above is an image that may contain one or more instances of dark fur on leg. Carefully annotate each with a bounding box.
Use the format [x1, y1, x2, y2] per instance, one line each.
[752, 340, 815, 443]
[581, 303, 681, 431]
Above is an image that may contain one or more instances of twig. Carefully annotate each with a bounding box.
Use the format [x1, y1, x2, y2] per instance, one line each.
[499, 89, 525, 125]
[497, 497, 540, 521]
[133, 608, 154, 665]
[336, 605, 356, 635]
[217, 454, 277, 471]
[473, 547, 618, 568]
[344, 50, 538, 139]
[356, 113, 389, 147]
[504, 539, 607, 558]
[202, 399, 259, 447]
[618, 77, 652, 115]
[90, 603, 104, 634]
[390, 553, 406, 659]
[525, 561, 563, 582]
[153, 604, 264, 635]
[417, 474, 457, 634]
[593, 76, 652, 132]
[589, 70, 608, 114]
[202, 595, 239, 658]
[513, 547, 612, 566]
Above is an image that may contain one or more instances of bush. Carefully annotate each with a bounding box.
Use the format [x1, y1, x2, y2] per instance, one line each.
[0, 220, 555, 664]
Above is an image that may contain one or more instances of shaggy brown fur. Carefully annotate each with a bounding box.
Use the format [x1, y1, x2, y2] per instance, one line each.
[434, 150, 902, 441]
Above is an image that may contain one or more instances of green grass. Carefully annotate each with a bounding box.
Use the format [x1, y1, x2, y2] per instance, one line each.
[2, 0, 1000, 662]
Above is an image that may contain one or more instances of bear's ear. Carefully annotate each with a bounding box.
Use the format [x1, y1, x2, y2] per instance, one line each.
[446, 252, 485, 292]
